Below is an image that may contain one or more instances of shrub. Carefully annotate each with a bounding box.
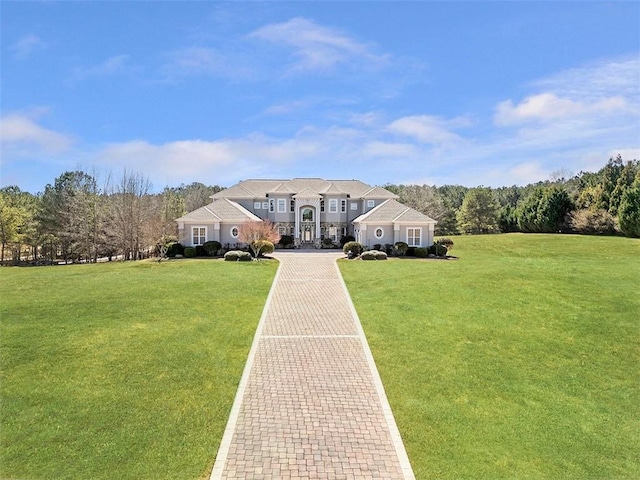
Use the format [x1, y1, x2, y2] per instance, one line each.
[415, 247, 428, 258]
[166, 242, 184, 257]
[569, 209, 618, 235]
[224, 251, 240, 261]
[361, 251, 376, 260]
[340, 235, 355, 247]
[374, 250, 388, 260]
[428, 244, 448, 256]
[406, 247, 416, 257]
[184, 247, 196, 258]
[436, 237, 454, 252]
[343, 241, 364, 257]
[203, 240, 222, 256]
[394, 242, 408, 256]
[195, 245, 206, 257]
[322, 237, 334, 248]
[373, 244, 382, 251]
[237, 251, 252, 262]
[253, 240, 275, 257]
[278, 235, 294, 248]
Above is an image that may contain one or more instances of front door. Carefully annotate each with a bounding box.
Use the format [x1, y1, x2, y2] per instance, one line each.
[301, 223, 314, 242]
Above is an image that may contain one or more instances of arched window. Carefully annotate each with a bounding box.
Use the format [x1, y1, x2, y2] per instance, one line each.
[374, 227, 384, 239]
[302, 208, 314, 221]
[230, 226, 239, 238]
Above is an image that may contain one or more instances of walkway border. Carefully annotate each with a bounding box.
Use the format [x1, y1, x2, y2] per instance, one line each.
[333, 260, 416, 479]
[209, 259, 284, 480]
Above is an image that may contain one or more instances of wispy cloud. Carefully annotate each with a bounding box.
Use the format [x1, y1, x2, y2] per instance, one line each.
[161, 47, 253, 81]
[9, 34, 46, 59]
[247, 17, 388, 73]
[0, 114, 73, 157]
[70, 55, 134, 82]
[386, 115, 468, 146]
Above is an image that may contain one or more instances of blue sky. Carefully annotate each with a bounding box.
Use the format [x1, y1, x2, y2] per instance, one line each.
[2, 1, 639, 193]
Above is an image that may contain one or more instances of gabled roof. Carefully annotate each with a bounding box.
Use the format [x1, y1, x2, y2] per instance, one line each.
[268, 182, 296, 194]
[352, 199, 436, 225]
[360, 186, 398, 200]
[176, 198, 262, 223]
[292, 187, 322, 199]
[318, 182, 346, 195]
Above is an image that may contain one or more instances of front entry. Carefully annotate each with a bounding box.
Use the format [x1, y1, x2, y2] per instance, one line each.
[301, 223, 315, 243]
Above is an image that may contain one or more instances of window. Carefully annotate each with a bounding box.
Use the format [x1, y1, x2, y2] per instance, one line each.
[262, 202, 269, 210]
[350, 203, 358, 211]
[277, 198, 286, 213]
[329, 226, 337, 240]
[278, 226, 287, 236]
[367, 200, 375, 208]
[320, 200, 325, 212]
[192, 227, 206, 245]
[375, 227, 384, 239]
[341, 199, 347, 212]
[407, 228, 421, 247]
[230, 226, 239, 238]
[302, 208, 313, 221]
[290, 200, 295, 212]
[329, 199, 338, 213]
[269, 199, 275, 212]
[254, 201, 262, 209]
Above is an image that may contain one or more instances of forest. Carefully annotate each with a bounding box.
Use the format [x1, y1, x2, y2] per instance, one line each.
[1, 155, 638, 264]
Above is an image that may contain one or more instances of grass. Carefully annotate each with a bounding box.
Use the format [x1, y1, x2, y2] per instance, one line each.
[339, 234, 639, 479]
[0, 258, 277, 480]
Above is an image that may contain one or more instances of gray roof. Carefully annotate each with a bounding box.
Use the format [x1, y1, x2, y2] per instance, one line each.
[211, 178, 395, 200]
[176, 198, 262, 223]
[353, 199, 436, 224]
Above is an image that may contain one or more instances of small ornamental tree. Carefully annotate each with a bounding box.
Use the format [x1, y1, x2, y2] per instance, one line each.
[238, 220, 281, 259]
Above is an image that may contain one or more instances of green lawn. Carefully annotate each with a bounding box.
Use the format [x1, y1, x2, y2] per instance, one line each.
[0, 259, 277, 480]
[340, 234, 639, 479]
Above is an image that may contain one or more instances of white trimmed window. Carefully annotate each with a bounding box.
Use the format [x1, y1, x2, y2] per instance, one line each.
[290, 200, 295, 212]
[407, 227, 421, 247]
[262, 201, 269, 210]
[269, 199, 275, 212]
[367, 200, 375, 208]
[329, 199, 338, 213]
[278, 226, 287, 236]
[350, 203, 358, 211]
[230, 226, 239, 238]
[341, 199, 347, 212]
[277, 198, 286, 213]
[374, 227, 384, 239]
[192, 227, 207, 245]
[254, 201, 262, 209]
[320, 200, 325, 212]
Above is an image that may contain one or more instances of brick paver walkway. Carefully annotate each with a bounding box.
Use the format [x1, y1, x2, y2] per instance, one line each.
[210, 251, 415, 479]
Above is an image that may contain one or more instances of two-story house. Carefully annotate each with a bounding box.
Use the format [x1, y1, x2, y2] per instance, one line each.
[176, 178, 436, 249]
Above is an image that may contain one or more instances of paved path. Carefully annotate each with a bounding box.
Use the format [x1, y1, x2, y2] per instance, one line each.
[210, 251, 415, 479]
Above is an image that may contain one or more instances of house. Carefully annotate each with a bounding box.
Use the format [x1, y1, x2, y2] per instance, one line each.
[175, 178, 436, 249]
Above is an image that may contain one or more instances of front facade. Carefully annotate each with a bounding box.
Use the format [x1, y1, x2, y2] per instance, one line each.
[176, 178, 436, 249]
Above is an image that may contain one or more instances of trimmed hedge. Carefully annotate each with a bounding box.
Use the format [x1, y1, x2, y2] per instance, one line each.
[184, 247, 196, 258]
[224, 250, 252, 262]
[343, 241, 364, 257]
[203, 241, 222, 256]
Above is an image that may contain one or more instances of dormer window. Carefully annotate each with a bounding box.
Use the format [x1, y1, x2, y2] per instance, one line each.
[367, 200, 375, 208]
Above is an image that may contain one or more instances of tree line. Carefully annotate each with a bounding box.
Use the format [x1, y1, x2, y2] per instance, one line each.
[0, 170, 222, 264]
[1, 156, 638, 264]
[386, 155, 640, 238]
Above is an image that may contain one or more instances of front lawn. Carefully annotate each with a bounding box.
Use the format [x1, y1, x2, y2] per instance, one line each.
[0, 259, 277, 480]
[340, 234, 639, 479]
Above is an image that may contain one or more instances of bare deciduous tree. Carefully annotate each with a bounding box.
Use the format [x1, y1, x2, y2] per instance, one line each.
[238, 220, 280, 259]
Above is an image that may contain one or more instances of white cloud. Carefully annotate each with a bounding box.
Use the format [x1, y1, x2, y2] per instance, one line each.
[362, 141, 417, 158]
[9, 34, 45, 59]
[495, 92, 628, 126]
[248, 17, 388, 73]
[0, 114, 73, 155]
[161, 47, 252, 80]
[387, 115, 464, 145]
